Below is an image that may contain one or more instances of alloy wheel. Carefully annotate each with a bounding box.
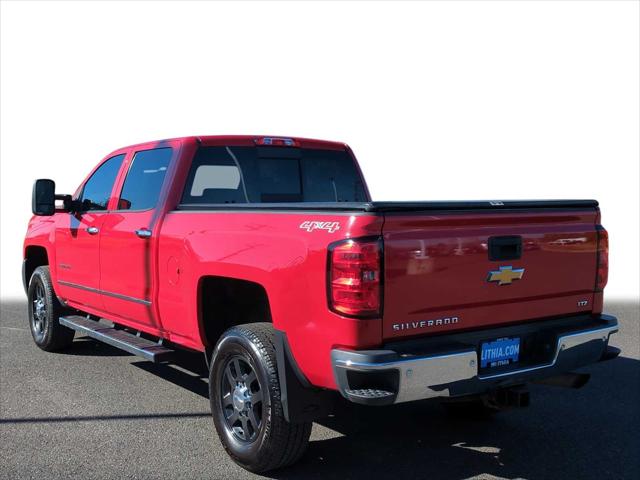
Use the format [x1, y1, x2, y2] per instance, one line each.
[220, 355, 263, 442]
[31, 283, 47, 341]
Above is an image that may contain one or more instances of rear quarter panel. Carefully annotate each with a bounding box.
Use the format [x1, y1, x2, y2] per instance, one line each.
[157, 210, 383, 389]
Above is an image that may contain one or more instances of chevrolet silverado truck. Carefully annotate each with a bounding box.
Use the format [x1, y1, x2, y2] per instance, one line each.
[24, 135, 619, 472]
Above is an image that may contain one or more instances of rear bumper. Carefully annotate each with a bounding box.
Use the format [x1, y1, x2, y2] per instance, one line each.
[331, 314, 618, 405]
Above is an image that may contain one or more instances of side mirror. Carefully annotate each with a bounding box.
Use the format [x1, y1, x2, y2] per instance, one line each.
[32, 179, 56, 216]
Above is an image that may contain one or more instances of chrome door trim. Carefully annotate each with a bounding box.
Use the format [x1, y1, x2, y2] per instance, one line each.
[58, 280, 151, 306]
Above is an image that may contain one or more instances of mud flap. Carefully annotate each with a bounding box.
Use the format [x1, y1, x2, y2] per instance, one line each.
[274, 329, 335, 423]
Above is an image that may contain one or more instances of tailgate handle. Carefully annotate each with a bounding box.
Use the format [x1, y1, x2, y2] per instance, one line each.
[488, 236, 522, 261]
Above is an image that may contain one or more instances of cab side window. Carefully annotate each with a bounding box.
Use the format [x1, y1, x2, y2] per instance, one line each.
[117, 148, 172, 211]
[78, 154, 126, 211]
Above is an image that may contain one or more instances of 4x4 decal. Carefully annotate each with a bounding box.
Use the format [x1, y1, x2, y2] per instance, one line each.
[299, 220, 341, 233]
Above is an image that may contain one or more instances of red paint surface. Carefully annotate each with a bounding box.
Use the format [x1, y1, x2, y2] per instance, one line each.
[23, 135, 607, 390]
[382, 211, 599, 341]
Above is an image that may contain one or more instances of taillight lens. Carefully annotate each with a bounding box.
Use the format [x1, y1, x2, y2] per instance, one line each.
[596, 227, 609, 291]
[328, 238, 382, 318]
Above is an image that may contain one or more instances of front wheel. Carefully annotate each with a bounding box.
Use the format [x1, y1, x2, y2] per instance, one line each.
[27, 266, 75, 351]
[210, 323, 311, 472]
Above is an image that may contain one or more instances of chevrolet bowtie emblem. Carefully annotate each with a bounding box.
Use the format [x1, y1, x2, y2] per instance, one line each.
[487, 266, 525, 285]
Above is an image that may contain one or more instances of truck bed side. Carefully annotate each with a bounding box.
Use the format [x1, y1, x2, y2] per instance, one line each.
[157, 209, 383, 389]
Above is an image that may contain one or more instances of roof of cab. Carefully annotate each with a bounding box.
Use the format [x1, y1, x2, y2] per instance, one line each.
[120, 135, 348, 151]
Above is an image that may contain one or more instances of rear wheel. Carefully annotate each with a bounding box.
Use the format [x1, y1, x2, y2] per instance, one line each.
[27, 266, 74, 351]
[210, 323, 311, 472]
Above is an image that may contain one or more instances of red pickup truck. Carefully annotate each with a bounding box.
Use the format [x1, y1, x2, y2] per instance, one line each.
[24, 135, 619, 472]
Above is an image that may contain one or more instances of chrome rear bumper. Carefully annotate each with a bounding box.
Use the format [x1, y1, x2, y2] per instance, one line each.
[331, 315, 618, 405]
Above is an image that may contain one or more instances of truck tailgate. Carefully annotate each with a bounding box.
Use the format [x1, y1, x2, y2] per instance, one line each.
[381, 205, 599, 341]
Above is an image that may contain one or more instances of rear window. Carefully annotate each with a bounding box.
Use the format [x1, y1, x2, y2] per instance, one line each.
[181, 147, 367, 204]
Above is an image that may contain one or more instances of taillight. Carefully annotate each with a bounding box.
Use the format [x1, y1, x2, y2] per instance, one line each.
[328, 237, 382, 318]
[596, 227, 609, 291]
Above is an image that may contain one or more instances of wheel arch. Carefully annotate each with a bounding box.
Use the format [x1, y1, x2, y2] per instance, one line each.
[197, 275, 273, 351]
[23, 245, 50, 295]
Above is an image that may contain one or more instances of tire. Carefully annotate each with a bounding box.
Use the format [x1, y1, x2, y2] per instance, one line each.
[27, 266, 74, 351]
[210, 323, 312, 472]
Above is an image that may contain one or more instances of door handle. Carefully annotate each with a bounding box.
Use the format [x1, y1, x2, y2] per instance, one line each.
[135, 229, 152, 239]
[86, 227, 99, 235]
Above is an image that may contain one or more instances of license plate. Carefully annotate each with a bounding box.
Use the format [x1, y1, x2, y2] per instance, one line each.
[480, 337, 520, 368]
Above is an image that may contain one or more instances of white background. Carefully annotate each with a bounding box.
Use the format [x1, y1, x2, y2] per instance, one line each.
[1, 0, 638, 299]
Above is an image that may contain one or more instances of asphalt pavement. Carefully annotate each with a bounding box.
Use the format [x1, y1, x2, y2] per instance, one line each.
[1, 299, 638, 480]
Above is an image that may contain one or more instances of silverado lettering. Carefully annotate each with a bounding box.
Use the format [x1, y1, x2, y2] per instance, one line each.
[392, 316, 460, 331]
[23, 135, 619, 473]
